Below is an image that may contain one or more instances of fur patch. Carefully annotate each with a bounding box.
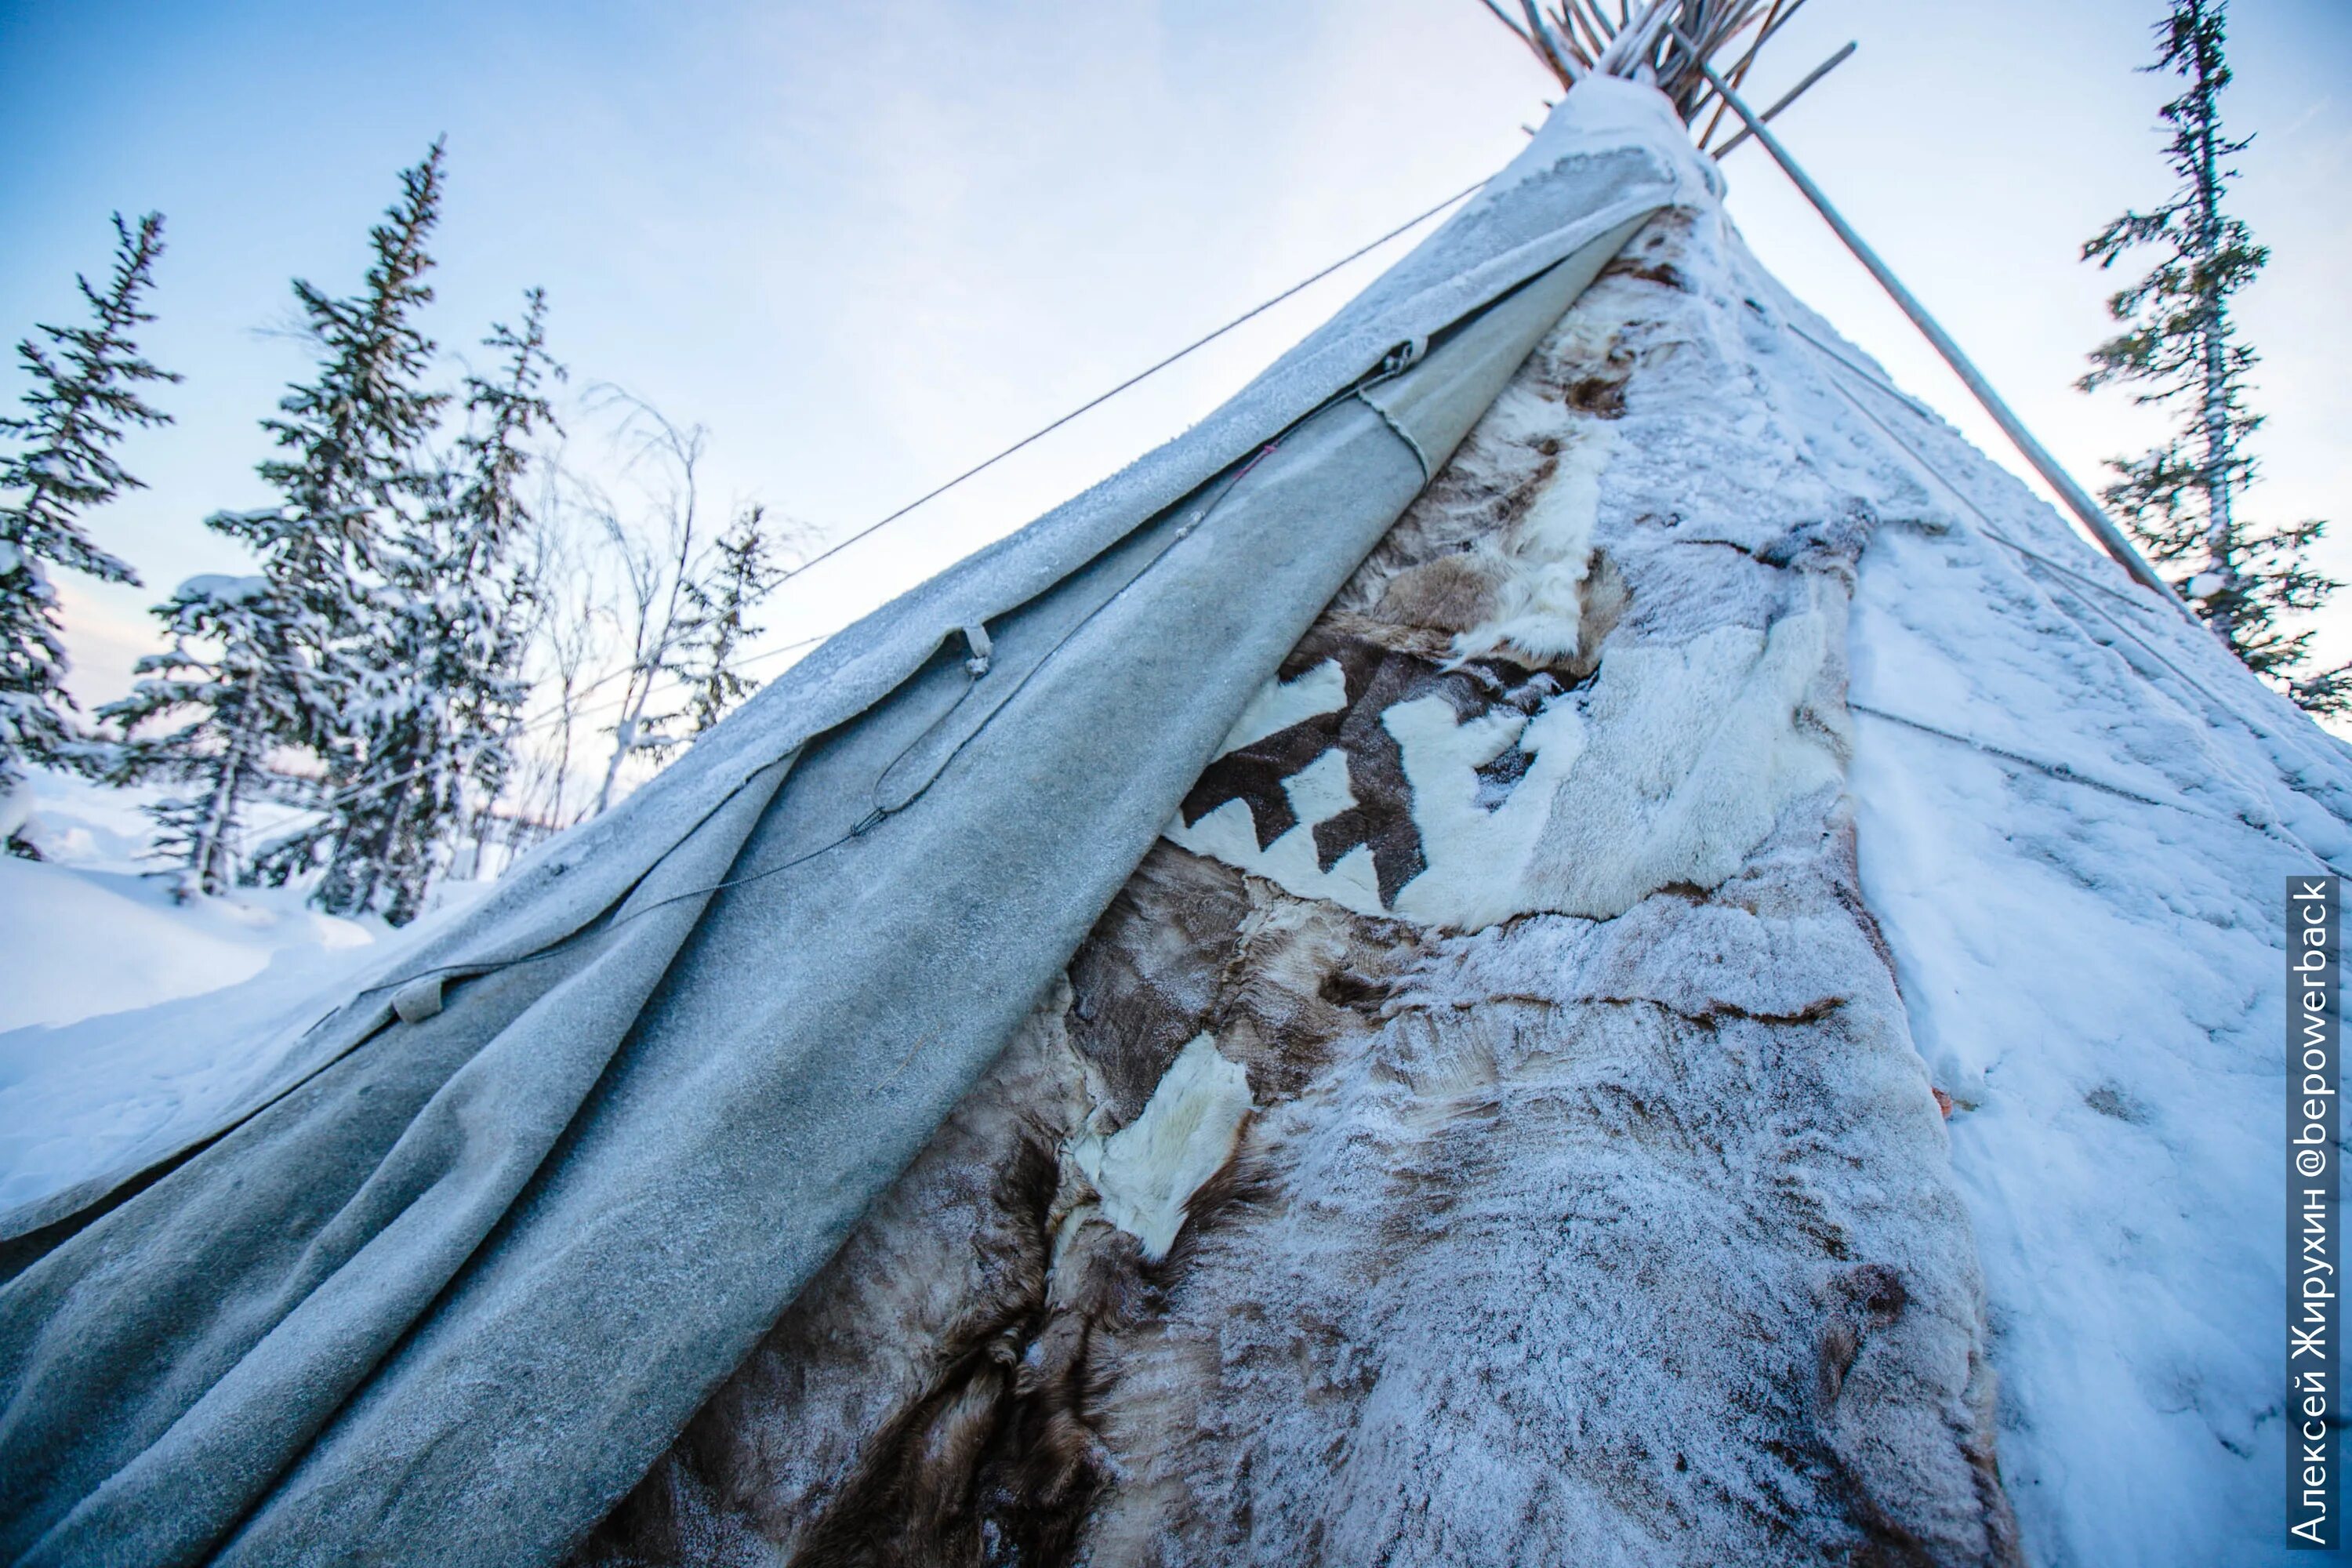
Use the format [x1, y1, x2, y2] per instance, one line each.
[1069, 1033, 1253, 1261]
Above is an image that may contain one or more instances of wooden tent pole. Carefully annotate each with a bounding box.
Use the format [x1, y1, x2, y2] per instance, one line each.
[1685, 49, 2192, 615]
[1708, 42, 1855, 158]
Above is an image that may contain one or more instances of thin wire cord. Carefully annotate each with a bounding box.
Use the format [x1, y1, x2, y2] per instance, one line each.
[1794, 335, 2220, 685]
[1795, 330, 2335, 864]
[1821, 348, 2243, 718]
[207, 182, 1492, 873]
[771, 178, 1487, 590]
[1848, 701, 2331, 869]
[1854, 702, 2204, 815]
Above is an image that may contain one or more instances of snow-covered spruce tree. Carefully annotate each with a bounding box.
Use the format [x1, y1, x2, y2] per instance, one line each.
[454, 296, 566, 879]
[2082, 0, 2349, 713]
[234, 143, 452, 901]
[314, 291, 561, 924]
[100, 575, 325, 898]
[111, 147, 449, 897]
[683, 503, 789, 735]
[0, 212, 176, 850]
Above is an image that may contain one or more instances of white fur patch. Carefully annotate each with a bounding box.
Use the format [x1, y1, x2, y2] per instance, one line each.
[1070, 1033, 1253, 1261]
[1525, 613, 1842, 917]
[1218, 657, 1345, 753]
[1453, 423, 1614, 662]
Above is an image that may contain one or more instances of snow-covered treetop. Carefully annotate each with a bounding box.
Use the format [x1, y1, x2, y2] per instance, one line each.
[172, 574, 271, 605]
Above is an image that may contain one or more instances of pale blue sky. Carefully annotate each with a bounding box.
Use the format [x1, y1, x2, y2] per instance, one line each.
[4, 0, 2348, 711]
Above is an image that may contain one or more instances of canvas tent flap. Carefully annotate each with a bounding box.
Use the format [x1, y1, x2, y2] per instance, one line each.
[1356, 210, 1648, 477]
[0, 760, 791, 1566]
[0, 80, 1717, 1568]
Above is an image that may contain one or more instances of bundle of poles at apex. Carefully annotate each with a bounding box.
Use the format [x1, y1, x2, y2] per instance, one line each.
[1479, 0, 1853, 150]
[1481, 0, 2186, 608]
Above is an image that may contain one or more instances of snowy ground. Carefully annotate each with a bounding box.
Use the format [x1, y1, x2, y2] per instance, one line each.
[1, 770, 375, 1033]
[0, 769, 476, 1212]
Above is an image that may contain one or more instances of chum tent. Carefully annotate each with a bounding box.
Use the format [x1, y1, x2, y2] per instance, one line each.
[2, 12, 2343, 1567]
